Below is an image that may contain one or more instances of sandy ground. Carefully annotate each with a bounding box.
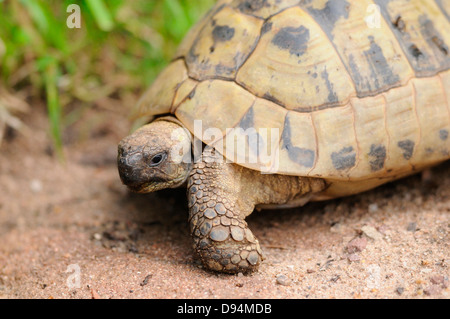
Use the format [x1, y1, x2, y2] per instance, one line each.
[0, 102, 448, 299]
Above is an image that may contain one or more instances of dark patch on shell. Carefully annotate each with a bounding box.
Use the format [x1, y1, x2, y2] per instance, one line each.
[187, 38, 200, 64]
[439, 129, 449, 141]
[364, 36, 400, 90]
[397, 139, 415, 160]
[419, 15, 449, 57]
[212, 25, 235, 43]
[304, 0, 350, 40]
[233, 50, 248, 70]
[321, 67, 338, 103]
[409, 44, 423, 59]
[368, 144, 386, 171]
[392, 15, 406, 32]
[237, 107, 265, 156]
[432, 36, 448, 55]
[331, 146, 356, 170]
[188, 88, 196, 99]
[237, 0, 270, 13]
[215, 63, 235, 76]
[348, 53, 371, 93]
[271, 26, 310, 57]
[261, 21, 273, 36]
[238, 105, 255, 130]
[263, 92, 284, 106]
[281, 115, 315, 168]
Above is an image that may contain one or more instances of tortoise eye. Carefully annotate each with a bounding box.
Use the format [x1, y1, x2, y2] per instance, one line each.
[149, 152, 166, 167]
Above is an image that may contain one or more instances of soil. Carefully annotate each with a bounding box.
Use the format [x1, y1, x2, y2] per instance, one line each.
[0, 101, 448, 299]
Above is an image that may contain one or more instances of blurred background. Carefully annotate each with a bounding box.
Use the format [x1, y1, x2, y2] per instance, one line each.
[0, 0, 215, 157]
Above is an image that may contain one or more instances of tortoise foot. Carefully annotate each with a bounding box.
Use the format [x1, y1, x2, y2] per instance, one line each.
[192, 221, 264, 273]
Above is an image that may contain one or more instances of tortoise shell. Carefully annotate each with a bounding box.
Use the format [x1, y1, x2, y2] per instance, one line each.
[134, 0, 450, 198]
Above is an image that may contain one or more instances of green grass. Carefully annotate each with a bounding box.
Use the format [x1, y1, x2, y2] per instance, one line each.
[0, 0, 215, 155]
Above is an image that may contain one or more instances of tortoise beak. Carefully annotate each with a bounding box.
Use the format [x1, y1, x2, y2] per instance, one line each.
[117, 144, 148, 192]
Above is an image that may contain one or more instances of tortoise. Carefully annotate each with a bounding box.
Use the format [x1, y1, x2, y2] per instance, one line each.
[118, 0, 450, 273]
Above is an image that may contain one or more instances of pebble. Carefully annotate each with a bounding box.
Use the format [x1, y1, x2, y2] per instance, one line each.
[407, 222, 417, 232]
[30, 179, 43, 193]
[276, 274, 290, 286]
[430, 275, 448, 288]
[347, 253, 360, 262]
[368, 203, 379, 213]
[424, 284, 441, 296]
[93, 233, 102, 240]
[140, 274, 152, 287]
[346, 236, 367, 253]
[330, 275, 340, 283]
[377, 224, 389, 235]
[421, 268, 432, 273]
[361, 225, 383, 241]
[330, 222, 343, 233]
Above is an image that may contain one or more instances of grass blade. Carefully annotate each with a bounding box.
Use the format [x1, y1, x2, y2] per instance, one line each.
[43, 58, 63, 159]
[85, 0, 114, 31]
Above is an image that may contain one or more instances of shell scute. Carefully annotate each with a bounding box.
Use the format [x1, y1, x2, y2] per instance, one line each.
[186, 6, 263, 80]
[236, 6, 355, 111]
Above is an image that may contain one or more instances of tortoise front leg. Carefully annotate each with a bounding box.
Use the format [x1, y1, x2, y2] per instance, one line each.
[187, 153, 264, 273]
[187, 148, 326, 273]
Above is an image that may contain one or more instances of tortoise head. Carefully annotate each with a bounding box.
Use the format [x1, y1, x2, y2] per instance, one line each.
[117, 118, 192, 193]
